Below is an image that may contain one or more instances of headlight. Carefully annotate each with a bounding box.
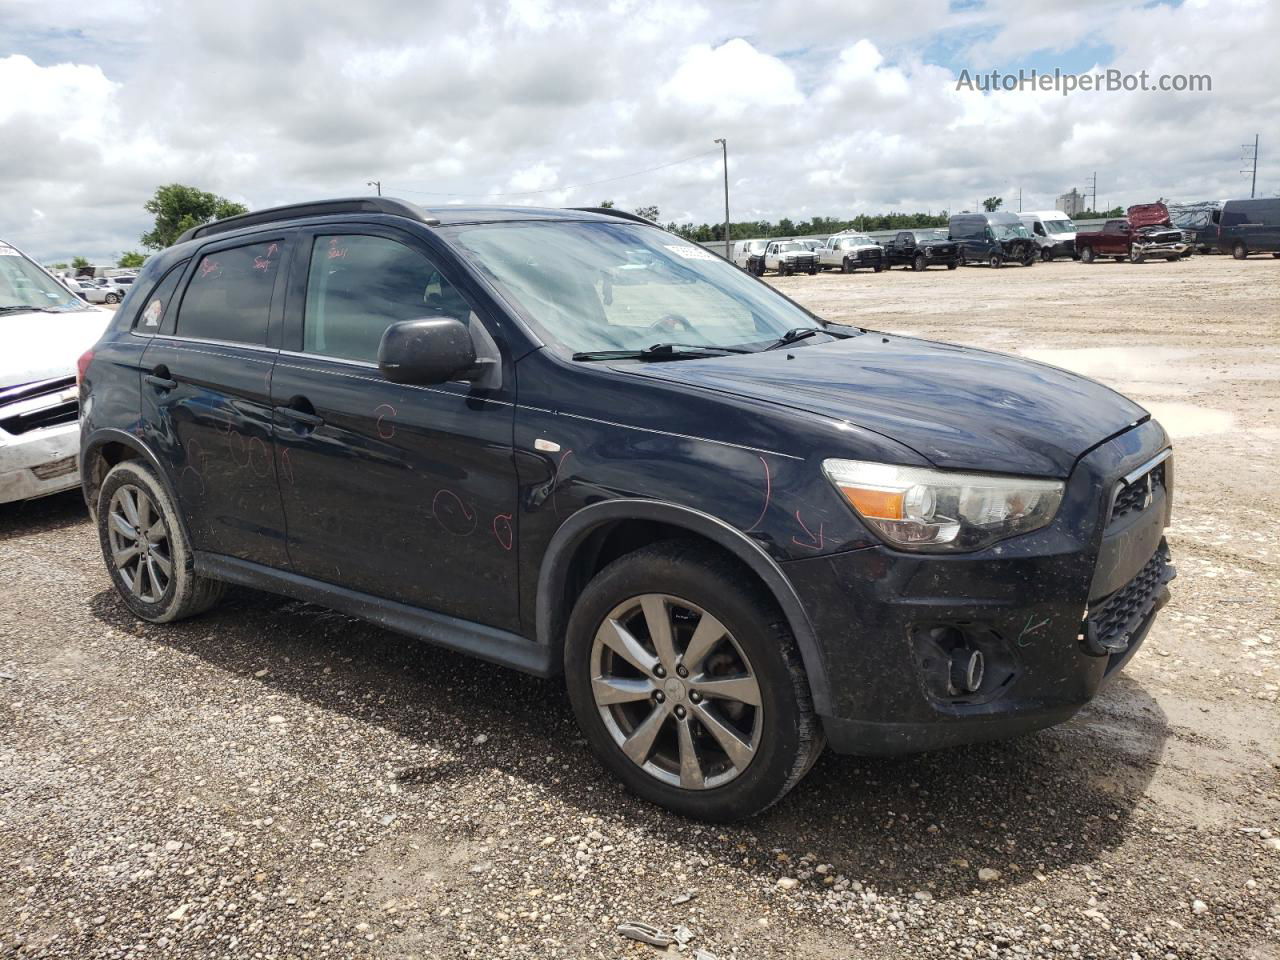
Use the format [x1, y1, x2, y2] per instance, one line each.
[822, 459, 1064, 552]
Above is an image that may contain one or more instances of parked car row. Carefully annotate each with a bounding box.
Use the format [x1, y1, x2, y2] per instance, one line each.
[731, 196, 1279, 278]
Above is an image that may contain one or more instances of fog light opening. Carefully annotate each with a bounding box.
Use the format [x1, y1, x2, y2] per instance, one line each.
[950, 648, 985, 694]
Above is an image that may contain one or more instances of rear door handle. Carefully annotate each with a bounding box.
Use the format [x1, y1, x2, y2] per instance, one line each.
[145, 368, 177, 391]
[274, 405, 323, 428]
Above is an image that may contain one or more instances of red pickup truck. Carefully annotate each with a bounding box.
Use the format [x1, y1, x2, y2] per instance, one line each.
[1077, 203, 1191, 264]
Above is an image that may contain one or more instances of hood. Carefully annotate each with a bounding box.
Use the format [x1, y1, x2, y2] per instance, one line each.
[0, 308, 111, 389]
[619, 334, 1146, 477]
[1127, 203, 1172, 229]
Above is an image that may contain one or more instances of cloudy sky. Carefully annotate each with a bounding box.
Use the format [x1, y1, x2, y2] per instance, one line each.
[1, 0, 1275, 262]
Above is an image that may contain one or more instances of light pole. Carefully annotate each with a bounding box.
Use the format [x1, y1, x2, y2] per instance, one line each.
[367, 180, 382, 197]
[714, 138, 730, 260]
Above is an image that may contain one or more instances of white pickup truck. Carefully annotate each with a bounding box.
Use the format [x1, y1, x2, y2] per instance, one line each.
[818, 233, 885, 273]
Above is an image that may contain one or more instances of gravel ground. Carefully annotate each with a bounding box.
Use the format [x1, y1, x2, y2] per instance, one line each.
[2, 255, 1277, 959]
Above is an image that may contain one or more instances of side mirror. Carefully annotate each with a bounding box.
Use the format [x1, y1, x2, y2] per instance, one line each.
[378, 318, 477, 385]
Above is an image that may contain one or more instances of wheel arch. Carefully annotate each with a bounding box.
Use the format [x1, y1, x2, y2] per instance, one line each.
[536, 499, 833, 714]
[81, 429, 190, 542]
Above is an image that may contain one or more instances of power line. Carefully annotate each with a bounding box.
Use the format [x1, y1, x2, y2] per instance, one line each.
[384, 148, 722, 200]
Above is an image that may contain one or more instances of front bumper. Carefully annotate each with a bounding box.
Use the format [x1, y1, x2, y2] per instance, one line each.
[0, 421, 82, 504]
[1134, 240, 1190, 256]
[785, 419, 1174, 755]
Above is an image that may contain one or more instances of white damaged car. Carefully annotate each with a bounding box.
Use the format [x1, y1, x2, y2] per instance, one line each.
[0, 240, 111, 504]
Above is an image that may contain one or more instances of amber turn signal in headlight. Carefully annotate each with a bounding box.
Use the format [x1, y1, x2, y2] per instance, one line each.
[822, 458, 1065, 552]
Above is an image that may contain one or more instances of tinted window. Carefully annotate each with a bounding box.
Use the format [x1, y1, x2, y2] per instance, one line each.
[176, 241, 281, 344]
[303, 234, 472, 363]
[133, 260, 188, 333]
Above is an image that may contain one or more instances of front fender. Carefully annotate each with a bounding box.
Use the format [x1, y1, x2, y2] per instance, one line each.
[534, 498, 836, 715]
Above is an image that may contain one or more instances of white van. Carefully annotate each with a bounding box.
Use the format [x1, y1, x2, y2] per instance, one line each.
[1017, 211, 1078, 261]
[731, 239, 767, 274]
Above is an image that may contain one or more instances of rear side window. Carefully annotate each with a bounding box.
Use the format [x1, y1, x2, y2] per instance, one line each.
[303, 234, 473, 363]
[132, 260, 188, 333]
[175, 240, 282, 345]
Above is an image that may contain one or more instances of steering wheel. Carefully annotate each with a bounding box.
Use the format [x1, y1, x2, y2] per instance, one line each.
[646, 313, 696, 336]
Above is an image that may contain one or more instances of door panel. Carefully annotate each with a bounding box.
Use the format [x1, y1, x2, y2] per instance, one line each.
[272, 228, 520, 631]
[140, 235, 290, 566]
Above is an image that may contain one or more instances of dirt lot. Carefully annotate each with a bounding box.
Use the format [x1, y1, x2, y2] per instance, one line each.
[2, 256, 1277, 959]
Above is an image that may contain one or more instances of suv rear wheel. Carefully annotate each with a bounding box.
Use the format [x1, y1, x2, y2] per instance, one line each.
[97, 460, 225, 623]
[1233, 241, 1248, 260]
[1080, 246, 1095, 263]
[564, 541, 822, 821]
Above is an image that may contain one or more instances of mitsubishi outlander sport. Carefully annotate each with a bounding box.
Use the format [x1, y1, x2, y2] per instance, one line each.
[78, 198, 1176, 821]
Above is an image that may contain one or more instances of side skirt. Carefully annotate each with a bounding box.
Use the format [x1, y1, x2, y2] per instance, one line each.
[194, 552, 554, 678]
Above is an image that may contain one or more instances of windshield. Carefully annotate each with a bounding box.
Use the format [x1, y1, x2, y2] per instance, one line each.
[775, 242, 802, 252]
[992, 223, 1029, 240]
[0, 243, 91, 313]
[845, 235, 873, 245]
[447, 221, 829, 354]
[1043, 219, 1075, 235]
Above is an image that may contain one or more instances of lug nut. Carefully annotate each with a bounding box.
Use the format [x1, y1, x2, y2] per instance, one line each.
[674, 705, 686, 719]
[653, 665, 666, 679]
[676, 665, 688, 678]
[654, 691, 665, 703]
[689, 691, 701, 703]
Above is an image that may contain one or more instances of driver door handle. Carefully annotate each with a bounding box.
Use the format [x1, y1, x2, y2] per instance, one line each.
[145, 365, 176, 391]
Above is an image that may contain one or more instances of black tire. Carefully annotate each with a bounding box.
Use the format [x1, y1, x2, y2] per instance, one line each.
[563, 540, 823, 821]
[1113, 256, 1125, 263]
[946, 261, 958, 270]
[1041, 247, 1054, 262]
[1080, 246, 1095, 263]
[1166, 256, 1180, 262]
[988, 253, 1002, 269]
[105, 292, 120, 304]
[1233, 242, 1248, 260]
[808, 267, 817, 275]
[1022, 254, 1036, 267]
[97, 460, 225, 623]
[1129, 249, 1145, 264]
[842, 259, 853, 273]
[1272, 252, 1280, 258]
[873, 264, 883, 273]
[912, 254, 926, 272]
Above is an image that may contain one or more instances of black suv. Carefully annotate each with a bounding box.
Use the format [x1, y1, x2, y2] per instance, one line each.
[79, 198, 1176, 821]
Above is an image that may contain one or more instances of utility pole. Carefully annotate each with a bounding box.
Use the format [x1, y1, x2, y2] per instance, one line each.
[1017, 187, 1022, 212]
[367, 180, 382, 197]
[1241, 135, 1259, 198]
[714, 138, 730, 260]
[1087, 172, 1097, 215]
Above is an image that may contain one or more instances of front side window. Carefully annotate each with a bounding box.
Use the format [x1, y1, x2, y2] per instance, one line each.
[446, 221, 825, 355]
[176, 240, 282, 344]
[1044, 219, 1075, 235]
[303, 234, 473, 363]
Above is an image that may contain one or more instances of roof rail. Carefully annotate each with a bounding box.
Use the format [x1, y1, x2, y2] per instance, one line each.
[567, 207, 657, 226]
[175, 197, 440, 245]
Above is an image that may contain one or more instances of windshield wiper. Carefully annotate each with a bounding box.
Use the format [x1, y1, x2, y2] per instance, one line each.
[763, 325, 860, 351]
[572, 342, 752, 362]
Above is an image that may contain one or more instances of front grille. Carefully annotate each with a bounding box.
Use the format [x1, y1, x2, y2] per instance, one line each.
[1110, 461, 1166, 524]
[0, 375, 75, 406]
[0, 376, 80, 436]
[857, 249, 883, 262]
[0, 399, 78, 435]
[1083, 547, 1174, 656]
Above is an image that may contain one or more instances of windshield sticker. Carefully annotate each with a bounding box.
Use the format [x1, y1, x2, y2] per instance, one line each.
[142, 299, 163, 327]
[664, 244, 717, 261]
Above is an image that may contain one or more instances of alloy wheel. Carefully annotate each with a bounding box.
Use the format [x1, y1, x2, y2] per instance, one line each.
[107, 484, 173, 603]
[589, 594, 763, 790]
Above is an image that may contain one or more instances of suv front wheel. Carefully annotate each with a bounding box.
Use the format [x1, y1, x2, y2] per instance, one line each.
[97, 460, 225, 623]
[564, 541, 822, 821]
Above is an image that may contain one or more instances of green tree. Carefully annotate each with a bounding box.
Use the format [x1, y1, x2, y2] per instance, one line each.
[982, 196, 1003, 212]
[598, 199, 615, 208]
[141, 184, 248, 250]
[51, 262, 68, 270]
[634, 204, 660, 222]
[118, 251, 147, 268]
[71, 256, 90, 269]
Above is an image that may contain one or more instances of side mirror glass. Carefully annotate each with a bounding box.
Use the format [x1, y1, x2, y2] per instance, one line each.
[378, 317, 477, 385]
